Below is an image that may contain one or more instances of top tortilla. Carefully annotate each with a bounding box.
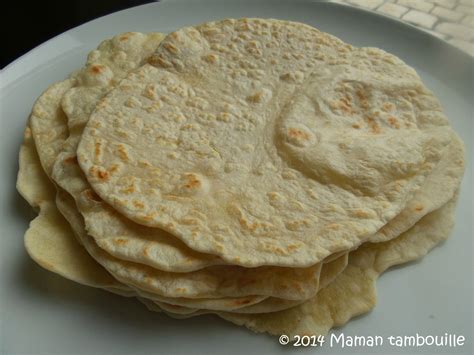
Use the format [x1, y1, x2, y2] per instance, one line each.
[78, 18, 454, 267]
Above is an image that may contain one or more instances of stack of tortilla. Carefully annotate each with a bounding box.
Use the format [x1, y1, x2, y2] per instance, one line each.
[17, 19, 465, 337]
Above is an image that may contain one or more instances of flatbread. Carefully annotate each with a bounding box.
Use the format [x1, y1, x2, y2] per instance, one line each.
[78, 18, 454, 267]
[33, 32, 329, 300]
[218, 198, 457, 337]
[53, 28, 462, 277]
[51, 33, 223, 273]
[17, 24, 464, 327]
[19, 125, 331, 312]
[147, 253, 349, 315]
[142, 199, 456, 336]
[60, 187, 324, 300]
[21, 116, 327, 302]
[30, 79, 75, 176]
[17, 125, 127, 291]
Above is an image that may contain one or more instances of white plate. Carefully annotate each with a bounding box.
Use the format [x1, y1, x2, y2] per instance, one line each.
[0, 1, 472, 354]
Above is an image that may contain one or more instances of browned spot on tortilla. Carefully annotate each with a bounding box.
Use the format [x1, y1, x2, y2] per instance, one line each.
[203, 54, 218, 64]
[109, 164, 120, 174]
[98, 169, 109, 180]
[272, 246, 288, 256]
[116, 144, 129, 162]
[140, 212, 158, 222]
[365, 116, 382, 134]
[326, 223, 340, 230]
[353, 209, 370, 218]
[233, 298, 252, 306]
[382, 102, 394, 112]
[239, 218, 258, 232]
[184, 173, 201, 189]
[113, 238, 128, 246]
[148, 55, 172, 68]
[414, 204, 424, 212]
[95, 142, 102, 158]
[246, 91, 263, 103]
[143, 246, 150, 257]
[352, 123, 360, 129]
[356, 88, 366, 100]
[90, 65, 105, 74]
[118, 33, 131, 41]
[337, 96, 354, 115]
[356, 89, 369, 109]
[287, 244, 299, 252]
[133, 200, 145, 209]
[388, 116, 400, 129]
[120, 185, 135, 194]
[163, 43, 178, 54]
[288, 128, 310, 141]
[90, 166, 109, 180]
[64, 156, 78, 164]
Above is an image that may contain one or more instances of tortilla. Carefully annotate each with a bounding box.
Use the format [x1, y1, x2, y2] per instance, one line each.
[142, 199, 456, 337]
[78, 18, 454, 267]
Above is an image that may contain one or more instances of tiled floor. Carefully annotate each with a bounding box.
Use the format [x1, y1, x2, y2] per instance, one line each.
[331, 0, 474, 56]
